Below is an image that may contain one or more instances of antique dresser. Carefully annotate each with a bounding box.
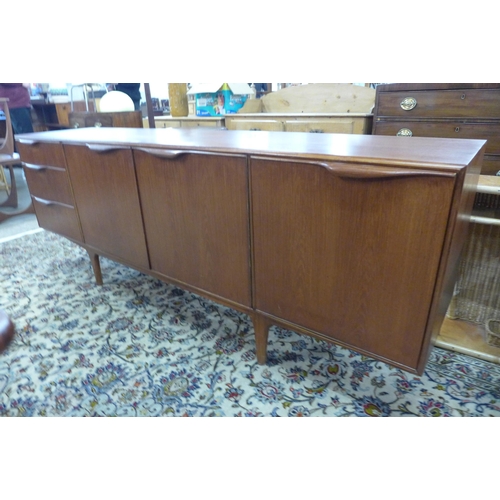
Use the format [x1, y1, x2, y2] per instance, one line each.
[372, 83, 500, 175]
[16, 128, 485, 374]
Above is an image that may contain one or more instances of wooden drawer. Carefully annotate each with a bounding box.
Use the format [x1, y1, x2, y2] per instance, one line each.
[156, 120, 181, 128]
[376, 89, 500, 118]
[181, 120, 223, 128]
[224, 119, 284, 131]
[373, 120, 500, 155]
[69, 112, 113, 128]
[68, 111, 143, 129]
[32, 196, 83, 242]
[23, 163, 75, 206]
[16, 141, 67, 168]
[284, 118, 371, 134]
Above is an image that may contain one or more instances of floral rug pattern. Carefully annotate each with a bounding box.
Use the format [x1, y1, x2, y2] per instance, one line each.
[1, 230, 500, 417]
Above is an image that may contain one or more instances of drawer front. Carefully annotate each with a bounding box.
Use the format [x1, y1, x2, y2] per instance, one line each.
[32, 196, 83, 242]
[225, 119, 284, 131]
[284, 118, 372, 134]
[68, 112, 114, 129]
[16, 141, 67, 168]
[156, 120, 182, 128]
[376, 89, 500, 118]
[23, 163, 74, 206]
[373, 120, 500, 154]
[181, 120, 223, 128]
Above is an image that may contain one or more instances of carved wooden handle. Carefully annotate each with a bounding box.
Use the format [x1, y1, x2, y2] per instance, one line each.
[32, 196, 56, 205]
[315, 162, 455, 180]
[16, 138, 39, 145]
[23, 163, 48, 171]
[135, 148, 192, 158]
[86, 144, 130, 153]
[32, 196, 72, 208]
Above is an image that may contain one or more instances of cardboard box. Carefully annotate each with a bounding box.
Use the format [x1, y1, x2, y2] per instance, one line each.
[187, 83, 252, 117]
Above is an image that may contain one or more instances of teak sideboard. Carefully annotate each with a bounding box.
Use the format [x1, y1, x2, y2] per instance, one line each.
[15, 128, 485, 375]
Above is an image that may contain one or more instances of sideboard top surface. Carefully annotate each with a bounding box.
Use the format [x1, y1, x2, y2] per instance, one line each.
[16, 127, 486, 169]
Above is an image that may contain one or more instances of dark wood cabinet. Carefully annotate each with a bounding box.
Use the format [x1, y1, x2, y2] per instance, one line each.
[16, 128, 485, 374]
[372, 83, 500, 176]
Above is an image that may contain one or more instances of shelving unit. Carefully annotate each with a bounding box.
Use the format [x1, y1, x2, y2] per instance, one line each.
[437, 174, 500, 362]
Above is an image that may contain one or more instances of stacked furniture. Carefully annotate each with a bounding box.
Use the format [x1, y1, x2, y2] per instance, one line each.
[224, 83, 375, 134]
[372, 83, 500, 361]
[16, 127, 484, 375]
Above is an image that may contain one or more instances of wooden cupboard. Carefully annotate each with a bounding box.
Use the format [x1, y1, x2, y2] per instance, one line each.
[16, 128, 485, 375]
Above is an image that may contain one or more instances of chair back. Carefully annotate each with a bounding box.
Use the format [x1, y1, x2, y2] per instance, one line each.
[0, 98, 15, 157]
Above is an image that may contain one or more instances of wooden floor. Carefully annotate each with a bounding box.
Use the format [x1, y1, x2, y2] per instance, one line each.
[437, 317, 500, 364]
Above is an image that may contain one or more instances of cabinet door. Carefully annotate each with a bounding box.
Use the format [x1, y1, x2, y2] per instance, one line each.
[250, 157, 458, 370]
[63, 144, 149, 269]
[134, 149, 251, 307]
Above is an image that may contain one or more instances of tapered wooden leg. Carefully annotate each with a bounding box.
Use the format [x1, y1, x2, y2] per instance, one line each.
[253, 313, 271, 364]
[87, 250, 103, 285]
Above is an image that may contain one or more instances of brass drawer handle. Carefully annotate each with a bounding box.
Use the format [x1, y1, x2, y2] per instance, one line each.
[309, 129, 324, 133]
[400, 97, 417, 111]
[249, 128, 261, 131]
[397, 128, 413, 137]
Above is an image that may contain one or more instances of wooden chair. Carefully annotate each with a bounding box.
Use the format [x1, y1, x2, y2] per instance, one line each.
[0, 98, 20, 199]
[0, 97, 34, 222]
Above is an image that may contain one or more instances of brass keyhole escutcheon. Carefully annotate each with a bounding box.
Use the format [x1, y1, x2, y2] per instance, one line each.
[397, 128, 413, 137]
[400, 97, 417, 111]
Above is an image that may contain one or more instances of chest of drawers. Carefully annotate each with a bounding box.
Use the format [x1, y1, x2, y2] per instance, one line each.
[372, 83, 500, 176]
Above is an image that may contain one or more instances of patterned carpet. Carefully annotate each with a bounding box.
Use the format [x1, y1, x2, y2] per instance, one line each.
[1, 230, 499, 417]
